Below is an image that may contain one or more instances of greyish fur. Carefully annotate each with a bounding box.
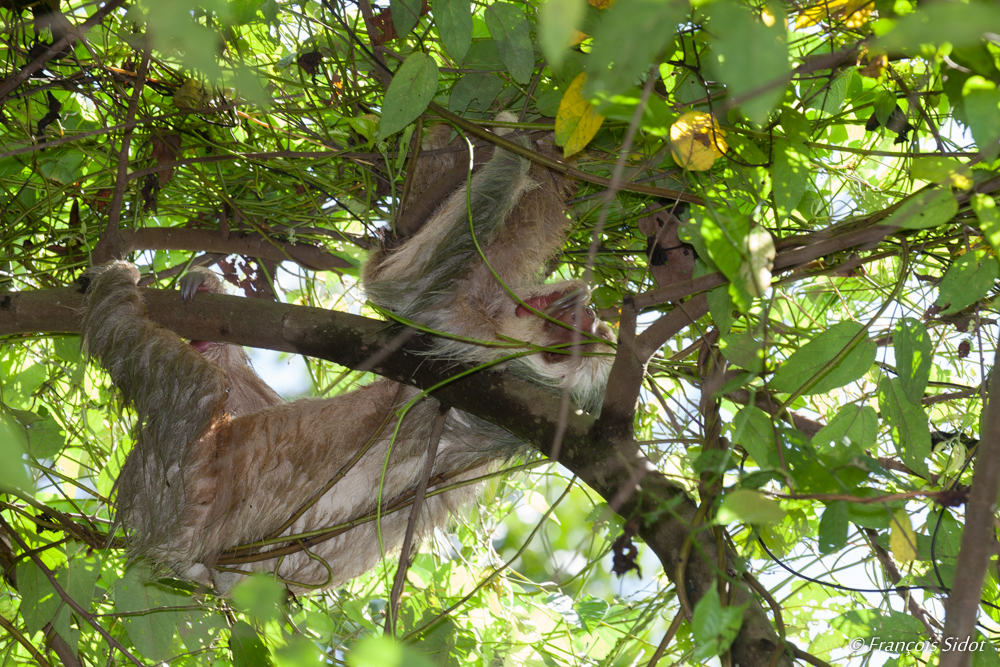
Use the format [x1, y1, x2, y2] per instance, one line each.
[81, 115, 613, 594]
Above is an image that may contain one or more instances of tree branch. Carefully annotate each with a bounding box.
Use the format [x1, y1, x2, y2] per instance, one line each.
[118, 228, 351, 271]
[940, 343, 1000, 667]
[1, 286, 790, 667]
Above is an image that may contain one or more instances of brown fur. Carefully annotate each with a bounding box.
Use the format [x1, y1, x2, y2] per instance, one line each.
[81, 116, 613, 593]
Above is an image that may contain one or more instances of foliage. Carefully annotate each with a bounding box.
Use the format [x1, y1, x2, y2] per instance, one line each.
[2, 0, 1000, 664]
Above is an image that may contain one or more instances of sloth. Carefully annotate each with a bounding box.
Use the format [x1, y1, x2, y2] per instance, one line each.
[80, 119, 615, 593]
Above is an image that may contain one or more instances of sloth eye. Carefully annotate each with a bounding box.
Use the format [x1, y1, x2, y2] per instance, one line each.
[584, 307, 595, 319]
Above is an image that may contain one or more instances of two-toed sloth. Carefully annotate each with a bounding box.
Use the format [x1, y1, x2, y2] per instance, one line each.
[80, 120, 614, 593]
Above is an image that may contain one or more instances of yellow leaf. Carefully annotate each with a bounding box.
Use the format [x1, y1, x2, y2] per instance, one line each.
[795, 0, 872, 28]
[569, 29, 588, 46]
[889, 510, 917, 563]
[588, 0, 614, 8]
[555, 72, 605, 157]
[669, 111, 727, 171]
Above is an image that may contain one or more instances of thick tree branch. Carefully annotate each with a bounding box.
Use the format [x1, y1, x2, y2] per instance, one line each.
[940, 344, 1000, 667]
[1, 286, 789, 667]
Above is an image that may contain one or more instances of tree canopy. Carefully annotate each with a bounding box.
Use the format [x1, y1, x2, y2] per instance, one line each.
[3, 0, 1000, 665]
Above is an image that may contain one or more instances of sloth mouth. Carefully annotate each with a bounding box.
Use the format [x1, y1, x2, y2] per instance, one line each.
[515, 291, 609, 364]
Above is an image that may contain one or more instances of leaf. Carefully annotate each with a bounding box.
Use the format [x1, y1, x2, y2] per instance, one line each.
[448, 72, 504, 113]
[818, 501, 849, 554]
[39, 150, 86, 184]
[875, 2, 1000, 52]
[773, 141, 808, 219]
[715, 489, 786, 525]
[873, 90, 896, 128]
[813, 405, 878, 451]
[25, 414, 65, 458]
[719, 331, 764, 373]
[16, 561, 60, 637]
[538, 0, 586, 69]
[974, 194, 1000, 258]
[116, 567, 193, 662]
[878, 377, 931, 476]
[709, 0, 789, 125]
[390, 0, 422, 39]
[936, 248, 999, 314]
[964, 85, 1000, 161]
[733, 406, 775, 465]
[587, 0, 687, 98]
[804, 74, 847, 115]
[554, 72, 605, 156]
[231, 575, 284, 622]
[0, 415, 30, 490]
[434, 0, 472, 61]
[230, 621, 274, 667]
[738, 225, 774, 298]
[484, 2, 533, 84]
[669, 111, 727, 171]
[893, 318, 932, 404]
[911, 156, 972, 190]
[770, 321, 876, 395]
[346, 636, 435, 667]
[377, 52, 439, 140]
[889, 509, 917, 563]
[880, 187, 958, 230]
[691, 586, 745, 661]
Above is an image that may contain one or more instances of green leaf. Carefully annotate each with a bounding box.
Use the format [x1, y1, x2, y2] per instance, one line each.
[875, 2, 1000, 52]
[878, 377, 931, 476]
[965, 87, 1000, 161]
[538, 0, 585, 70]
[697, 211, 751, 311]
[116, 567, 193, 662]
[716, 489, 786, 525]
[691, 586, 745, 661]
[230, 621, 274, 667]
[231, 575, 284, 623]
[346, 636, 435, 667]
[773, 141, 807, 219]
[818, 501, 849, 554]
[881, 187, 958, 230]
[911, 156, 972, 189]
[587, 0, 687, 98]
[709, 1, 789, 124]
[38, 150, 86, 184]
[893, 318, 932, 404]
[733, 406, 775, 466]
[434, 0, 472, 61]
[813, 405, 878, 452]
[16, 561, 61, 637]
[936, 248, 999, 314]
[449, 72, 504, 113]
[25, 414, 65, 458]
[378, 52, 439, 140]
[391, 0, 422, 38]
[769, 321, 876, 396]
[719, 330, 764, 373]
[484, 2, 533, 84]
[873, 90, 896, 128]
[973, 194, 1000, 258]
[804, 74, 847, 115]
[0, 415, 30, 490]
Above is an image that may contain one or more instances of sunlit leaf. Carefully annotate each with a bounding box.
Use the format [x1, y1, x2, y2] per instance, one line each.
[889, 510, 917, 563]
[555, 72, 605, 156]
[716, 489, 786, 525]
[770, 321, 875, 396]
[669, 111, 727, 171]
[935, 248, 999, 315]
[538, 0, 586, 69]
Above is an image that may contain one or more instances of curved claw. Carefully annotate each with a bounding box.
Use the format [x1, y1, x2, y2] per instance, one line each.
[180, 271, 209, 303]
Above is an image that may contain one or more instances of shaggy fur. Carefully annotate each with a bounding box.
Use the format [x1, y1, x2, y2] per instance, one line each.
[81, 117, 613, 593]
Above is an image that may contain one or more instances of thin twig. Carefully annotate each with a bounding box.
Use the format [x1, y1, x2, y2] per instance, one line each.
[385, 406, 448, 636]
